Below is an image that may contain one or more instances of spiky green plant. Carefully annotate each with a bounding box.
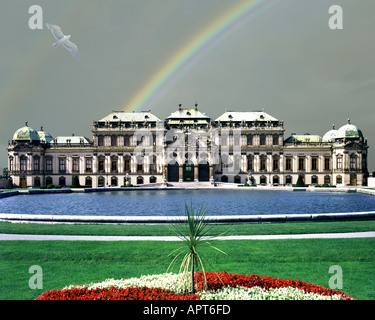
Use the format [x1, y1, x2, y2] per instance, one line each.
[167, 201, 227, 294]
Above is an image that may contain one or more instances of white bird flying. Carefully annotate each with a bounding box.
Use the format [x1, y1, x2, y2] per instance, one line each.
[46, 23, 79, 59]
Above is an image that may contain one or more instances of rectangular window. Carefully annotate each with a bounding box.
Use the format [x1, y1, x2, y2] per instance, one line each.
[98, 136, 104, 147]
[20, 158, 27, 172]
[298, 157, 305, 171]
[311, 158, 318, 171]
[247, 135, 253, 145]
[337, 157, 342, 169]
[260, 158, 266, 171]
[350, 157, 356, 169]
[85, 159, 92, 172]
[124, 159, 130, 172]
[247, 157, 253, 171]
[287, 158, 292, 170]
[273, 135, 279, 145]
[59, 159, 66, 172]
[324, 158, 330, 171]
[137, 164, 143, 172]
[111, 135, 117, 147]
[33, 158, 39, 171]
[273, 158, 279, 171]
[46, 158, 52, 172]
[124, 135, 130, 146]
[111, 159, 117, 172]
[73, 159, 79, 172]
[98, 159, 105, 172]
[260, 135, 266, 146]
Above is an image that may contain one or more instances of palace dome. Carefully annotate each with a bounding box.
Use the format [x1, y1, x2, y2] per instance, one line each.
[322, 125, 338, 142]
[38, 127, 54, 143]
[336, 119, 363, 140]
[12, 123, 40, 142]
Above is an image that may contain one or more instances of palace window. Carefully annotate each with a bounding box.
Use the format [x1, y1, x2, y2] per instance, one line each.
[59, 158, 66, 172]
[98, 159, 105, 172]
[324, 175, 331, 184]
[85, 158, 92, 172]
[247, 156, 253, 171]
[124, 135, 130, 146]
[33, 158, 40, 171]
[298, 157, 305, 171]
[137, 164, 143, 172]
[20, 158, 27, 172]
[336, 156, 342, 169]
[98, 136, 104, 147]
[111, 158, 117, 172]
[124, 158, 130, 172]
[273, 157, 279, 171]
[260, 134, 266, 146]
[59, 176, 66, 187]
[311, 175, 318, 184]
[111, 135, 117, 147]
[311, 158, 318, 171]
[273, 135, 279, 145]
[336, 175, 342, 184]
[247, 135, 253, 145]
[324, 158, 330, 171]
[285, 158, 292, 171]
[350, 156, 356, 169]
[46, 158, 53, 172]
[260, 157, 266, 171]
[72, 159, 79, 172]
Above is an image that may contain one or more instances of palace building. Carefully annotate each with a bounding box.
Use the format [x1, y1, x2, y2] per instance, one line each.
[7, 105, 369, 188]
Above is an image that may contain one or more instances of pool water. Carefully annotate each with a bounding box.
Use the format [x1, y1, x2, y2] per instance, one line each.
[0, 189, 374, 216]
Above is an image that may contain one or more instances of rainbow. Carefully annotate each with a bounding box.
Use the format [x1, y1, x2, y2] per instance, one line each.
[124, 0, 275, 112]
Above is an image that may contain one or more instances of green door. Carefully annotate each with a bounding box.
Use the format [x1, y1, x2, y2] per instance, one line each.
[183, 161, 194, 181]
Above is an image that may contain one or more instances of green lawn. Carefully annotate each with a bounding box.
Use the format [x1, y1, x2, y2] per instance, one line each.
[1, 238, 374, 300]
[1, 220, 375, 237]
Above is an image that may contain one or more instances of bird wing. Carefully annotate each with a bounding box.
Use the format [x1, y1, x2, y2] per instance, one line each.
[46, 23, 65, 40]
[62, 40, 79, 59]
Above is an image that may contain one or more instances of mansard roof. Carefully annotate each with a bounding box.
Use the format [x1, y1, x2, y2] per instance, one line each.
[215, 111, 278, 122]
[99, 111, 161, 123]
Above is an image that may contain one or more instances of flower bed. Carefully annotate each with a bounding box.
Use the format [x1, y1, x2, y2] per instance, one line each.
[36, 272, 354, 300]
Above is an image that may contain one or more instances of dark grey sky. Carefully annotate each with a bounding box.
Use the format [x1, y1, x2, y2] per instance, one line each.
[0, 0, 374, 171]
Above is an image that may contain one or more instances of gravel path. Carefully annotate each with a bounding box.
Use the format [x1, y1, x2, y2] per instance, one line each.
[0, 232, 374, 241]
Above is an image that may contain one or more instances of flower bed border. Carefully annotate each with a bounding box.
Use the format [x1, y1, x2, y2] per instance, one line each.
[35, 272, 354, 300]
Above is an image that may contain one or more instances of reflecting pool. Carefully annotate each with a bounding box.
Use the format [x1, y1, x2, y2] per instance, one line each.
[0, 189, 375, 216]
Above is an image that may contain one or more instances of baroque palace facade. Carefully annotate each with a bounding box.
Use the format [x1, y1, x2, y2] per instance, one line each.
[7, 104, 369, 188]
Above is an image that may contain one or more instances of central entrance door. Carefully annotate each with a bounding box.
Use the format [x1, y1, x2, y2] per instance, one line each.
[198, 163, 209, 181]
[168, 162, 179, 182]
[183, 161, 194, 182]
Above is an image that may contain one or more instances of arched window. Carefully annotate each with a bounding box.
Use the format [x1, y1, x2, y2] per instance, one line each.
[324, 175, 331, 185]
[234, 175, 241, 184]
[260, 176, 267, 185]
[285, 175, 292, 185]
[221, 175, 228, 183]
[58, 176, 66, 187]
[111, 176, 118, 187]
[85, 177, 92, 187]
[150, 176, 157, 183]
[98, 176, 105, 187]
[137, 176, 144, 185]
[336, 175, 342, 185]
[34, 177, 41, 187]
[273, 176, 279, 185]
[46, 176, 53, 186]
[311, 175, 318, 185]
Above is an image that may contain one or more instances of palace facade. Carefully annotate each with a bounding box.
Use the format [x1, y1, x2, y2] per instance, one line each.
[7, 104, 369, 188]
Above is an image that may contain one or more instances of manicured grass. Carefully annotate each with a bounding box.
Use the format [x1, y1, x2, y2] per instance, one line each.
[1, 220, 375, 237]
[1, 238, 374, 300]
